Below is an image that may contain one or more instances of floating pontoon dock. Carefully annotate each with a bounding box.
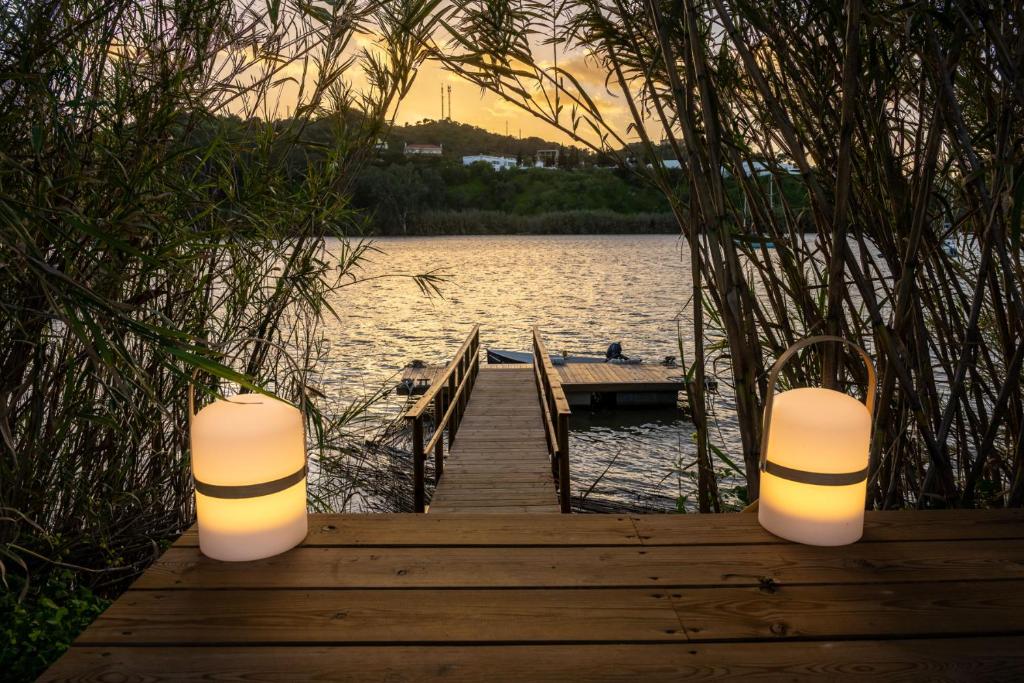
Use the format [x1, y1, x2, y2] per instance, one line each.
[396, 363, 445, 395]
[556, 361, 685, 407]
[399, 344, 685, 407]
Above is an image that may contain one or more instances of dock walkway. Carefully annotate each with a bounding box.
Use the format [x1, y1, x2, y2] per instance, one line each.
[404, 326, 571, 513]
[429, 365, 559, 513]
[43, 509, 1024, 681]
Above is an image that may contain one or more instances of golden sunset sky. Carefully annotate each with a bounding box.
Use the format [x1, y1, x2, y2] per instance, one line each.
[259, 28, 641, 146]
[391, 56, 637, 145]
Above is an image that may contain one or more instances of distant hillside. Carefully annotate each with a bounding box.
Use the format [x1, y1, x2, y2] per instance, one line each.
[385, 119, 578, 162]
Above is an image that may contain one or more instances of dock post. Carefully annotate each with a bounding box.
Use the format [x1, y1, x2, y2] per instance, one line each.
[412, 416, 425, 512]
[447, 371, 456, 445]
[558, 412, 570, 513]
[433, 391, 444, 483]
[454, 355, 466, 439]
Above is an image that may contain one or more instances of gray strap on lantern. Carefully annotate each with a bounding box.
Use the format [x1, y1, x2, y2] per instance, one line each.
[187, 337, 309, 499]
[194, 465, 308, 499]
[759, 335, 876, 486]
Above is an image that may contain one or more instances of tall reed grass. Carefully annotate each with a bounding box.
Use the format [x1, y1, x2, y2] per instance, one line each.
[1, 0, 441, 675]
[432, 0, 1023, 510]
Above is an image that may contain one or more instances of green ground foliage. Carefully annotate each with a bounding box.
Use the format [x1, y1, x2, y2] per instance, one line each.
[411, 209, 678, 235]
[351, 162, 679, 234]
[1, 571, 110, 680]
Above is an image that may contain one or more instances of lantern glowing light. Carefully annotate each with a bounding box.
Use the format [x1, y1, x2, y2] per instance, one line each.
[190, 393, 308, 561]
[758, 337, 875, 546]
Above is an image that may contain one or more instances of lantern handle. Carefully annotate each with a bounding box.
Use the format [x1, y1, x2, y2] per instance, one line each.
[187, 337, 309, 436]
[759, 335, 876, 473]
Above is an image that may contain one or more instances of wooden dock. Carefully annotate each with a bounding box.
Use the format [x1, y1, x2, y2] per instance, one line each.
[429, 365, 559, 513]
[43, 509, 1024, 681]
[404, 326, 572, 513]
[558, 362, 686, 406]
[397, 362, 445, 395]
[400, 326, 686, 513]
[402, 344, 686, 407]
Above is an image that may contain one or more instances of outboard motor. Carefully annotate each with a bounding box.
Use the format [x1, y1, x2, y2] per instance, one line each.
[605, 342, 626, 361]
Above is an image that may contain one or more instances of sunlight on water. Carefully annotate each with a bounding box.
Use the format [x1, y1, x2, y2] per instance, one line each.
[321, 234, 746, 512]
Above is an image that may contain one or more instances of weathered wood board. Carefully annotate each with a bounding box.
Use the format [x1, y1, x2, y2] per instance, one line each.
[43, 510, 1024, 682]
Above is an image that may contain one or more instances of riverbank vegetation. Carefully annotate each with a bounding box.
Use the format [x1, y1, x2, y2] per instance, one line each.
[352, 163, 677, 233]
[409, 209, 677, 234]
[434, 0, 1024, 511]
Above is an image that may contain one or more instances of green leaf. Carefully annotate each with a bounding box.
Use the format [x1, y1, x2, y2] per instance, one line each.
[708, 442, 744, 477]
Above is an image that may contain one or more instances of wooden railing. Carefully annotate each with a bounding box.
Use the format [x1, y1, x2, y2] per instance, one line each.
[404, 325, 480, 512]
[532, 327, 572, 512]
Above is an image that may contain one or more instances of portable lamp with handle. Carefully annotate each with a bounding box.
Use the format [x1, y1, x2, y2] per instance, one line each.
[758, 336, 876, 546]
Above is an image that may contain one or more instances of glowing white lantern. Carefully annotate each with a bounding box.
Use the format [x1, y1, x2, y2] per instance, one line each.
[190, 392, 308, 561]
[758, 336, 875, 546]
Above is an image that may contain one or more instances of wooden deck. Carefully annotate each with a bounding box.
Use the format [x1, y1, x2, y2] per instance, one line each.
[557, 361, 686, 407]
[557, 361, 686, 393]
[429, 365, 559, 513]
[405, 361, 686, 405]
[397, 363, 445, 395]
[43, 509, 1024, 681]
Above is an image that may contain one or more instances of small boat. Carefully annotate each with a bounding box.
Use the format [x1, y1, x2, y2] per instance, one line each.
[487, 349, 641, 365]
[487, 349, 598, 365]
[734, 238, 775, 249]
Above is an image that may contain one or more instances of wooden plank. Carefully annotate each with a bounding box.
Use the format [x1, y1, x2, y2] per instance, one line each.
[431, 488, 556, 500]
[564, 382, 683, 393]
[74, 589, 685, 645]
[442, 464, 552, 472]
[669, 580, 1024, 641]
[447, 435, 548, 442]
[425, 504, 561, 513]
[434, 479, 552, 489]
[173, 514, 641, 547]
[443, 461, 550, 468]
[442, 465, 551, 473]
[136, 539, 1024, 590]
[73, 581, 1024, 645]
[632, 509, 1024, 545]
[173, 511, 1024, 548]
[43, 638, 1024, 682]
[557, 361, 686, 393]
[429, 497, 558, 508]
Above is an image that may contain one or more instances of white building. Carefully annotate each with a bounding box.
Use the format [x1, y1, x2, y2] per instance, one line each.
[722, 160, 800, 177]
[405, 143, 443, 156]
[463, 154, 517, 171]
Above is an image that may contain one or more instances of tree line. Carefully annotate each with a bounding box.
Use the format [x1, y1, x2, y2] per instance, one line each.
[350, 161, 677, 234]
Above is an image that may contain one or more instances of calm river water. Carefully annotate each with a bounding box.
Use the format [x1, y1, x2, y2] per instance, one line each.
[321, 235, 746, 512]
